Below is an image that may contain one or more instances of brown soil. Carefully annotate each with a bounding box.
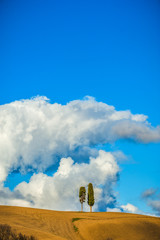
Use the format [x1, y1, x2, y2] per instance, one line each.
[0, 206, 160, 240]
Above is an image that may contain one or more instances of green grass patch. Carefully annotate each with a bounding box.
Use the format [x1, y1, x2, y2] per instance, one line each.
[72, 218, 81, 222]
[73, 225, 79, 232]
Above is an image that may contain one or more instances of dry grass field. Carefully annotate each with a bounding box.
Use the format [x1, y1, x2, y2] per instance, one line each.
[0, 206, 160, 240]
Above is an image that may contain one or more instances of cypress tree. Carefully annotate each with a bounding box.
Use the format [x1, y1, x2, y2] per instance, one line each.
[87, 183, 94, 212]
[79, 186, 86, 212]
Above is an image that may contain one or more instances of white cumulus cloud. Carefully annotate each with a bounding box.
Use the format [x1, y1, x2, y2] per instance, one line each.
[0, 96, 160, 183]
[106, 207, 121, 212]
[107, 203, 143, 215]
[0, 150, 119, 211]
[121, 203, 141, 214]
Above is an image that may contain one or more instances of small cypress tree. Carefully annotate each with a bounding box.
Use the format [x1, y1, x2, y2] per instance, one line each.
[79, 186, 86, 212]
[87, 183, 94, 212]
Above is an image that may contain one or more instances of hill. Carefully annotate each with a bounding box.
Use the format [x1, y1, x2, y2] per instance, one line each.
[0, 206, 160, 240]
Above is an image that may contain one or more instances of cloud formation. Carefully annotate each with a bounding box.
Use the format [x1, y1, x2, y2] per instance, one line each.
[121, 203, 142, 214]
[107, 203, 145, 215]
[142, 188, 157, 199]
[148, 201, 160, 215]
[0, 96, 160, 183]
[0, 150, 119, 211]
[142, 188, 160, 215]
[0, 96, 160, 213]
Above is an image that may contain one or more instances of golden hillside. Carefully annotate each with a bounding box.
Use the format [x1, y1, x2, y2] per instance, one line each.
[0, 206, 160, 240]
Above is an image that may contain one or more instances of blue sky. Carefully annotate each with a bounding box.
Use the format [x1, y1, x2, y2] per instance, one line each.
[0, 0, 160, 214]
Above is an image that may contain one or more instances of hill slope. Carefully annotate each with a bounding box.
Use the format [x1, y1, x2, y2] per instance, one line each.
[0, 206, 160, 240]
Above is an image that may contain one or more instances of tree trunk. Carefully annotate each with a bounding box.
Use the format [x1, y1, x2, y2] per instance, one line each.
[81, 203, 83, 212]
[90, 206, 92, 212]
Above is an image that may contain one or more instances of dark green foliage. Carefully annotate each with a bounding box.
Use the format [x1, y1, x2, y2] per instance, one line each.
[73, 225, 78, 232]
[87, 183, 94, 207]
[72, 218, 81, 222]
[0, 224, 37, 240]
[79, 186, 86, 203]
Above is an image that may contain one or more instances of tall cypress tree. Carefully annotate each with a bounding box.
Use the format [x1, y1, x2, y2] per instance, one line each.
[87, 183, 94, 212]
[79, 186, 86, 212]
